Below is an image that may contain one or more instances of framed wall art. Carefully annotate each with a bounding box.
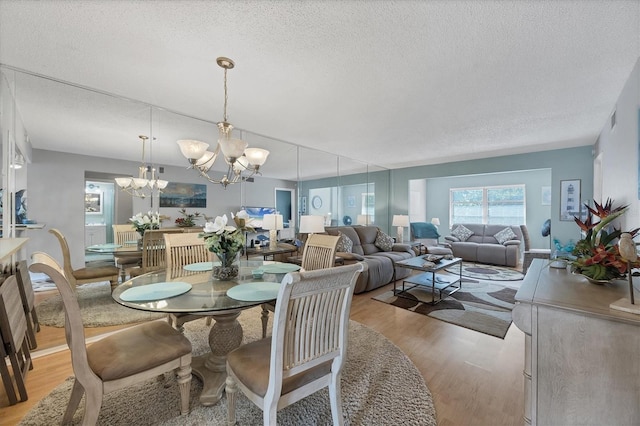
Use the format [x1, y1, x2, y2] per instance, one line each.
[541, 186, 551, 206]
[559, 179, 581, 221]
[159, 182, 207, 208]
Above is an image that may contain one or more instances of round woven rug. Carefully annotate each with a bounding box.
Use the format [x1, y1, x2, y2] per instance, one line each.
[35, 281, 164, 327]
[20, 308, 437, 425]
[446, 262, 525, 281]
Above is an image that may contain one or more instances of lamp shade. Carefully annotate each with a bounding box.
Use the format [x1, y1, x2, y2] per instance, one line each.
[392, 215, 410, 227]
[299, 215, 325, 234]
[431, 217, 441, 226]
[262, 213, 284, 230]
[177, 139, 209, 160]
[356, 214, 371, 225]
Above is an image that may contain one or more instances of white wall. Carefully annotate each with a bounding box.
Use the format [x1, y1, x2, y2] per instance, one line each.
[595, 58, 640, 231]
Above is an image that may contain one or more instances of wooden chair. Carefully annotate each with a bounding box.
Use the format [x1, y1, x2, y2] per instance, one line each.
[129, 228, 184, 278]
[0, 275, 33, 405]
[28, 261, 192, 424]
[226, 263, 364, 425]
[14, 260, 40, 350]
[49, 228, 119, 291]
[261, 234, 340, 338]
[164, 232, 212, 273]
[112, 224, 142, 281]
[164, 232, 213, 329]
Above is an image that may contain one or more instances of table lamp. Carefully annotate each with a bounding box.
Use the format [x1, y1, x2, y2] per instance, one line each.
[356, 214, 371, 225]
[299, 215, 325, 235]
[392, 215, 410, 243]
[262, 213, 284, 248]
[431, 217, 440, 228]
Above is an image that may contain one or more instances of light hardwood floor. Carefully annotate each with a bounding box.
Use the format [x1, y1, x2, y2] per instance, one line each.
[0, 281, 525, 425]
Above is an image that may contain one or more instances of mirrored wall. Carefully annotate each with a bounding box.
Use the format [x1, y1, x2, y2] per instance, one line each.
[0, 66, 391, 247]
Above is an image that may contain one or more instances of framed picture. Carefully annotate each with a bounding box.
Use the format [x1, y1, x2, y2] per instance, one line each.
[559, 179, 581, 221]
[347, 195, 356, 208]
[85, 191, 103, 214]
[541, 186, 551, 206]
[159, 182, 207, 208]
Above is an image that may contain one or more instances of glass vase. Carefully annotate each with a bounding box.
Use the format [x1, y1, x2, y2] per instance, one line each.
[212, 250, 240, 280]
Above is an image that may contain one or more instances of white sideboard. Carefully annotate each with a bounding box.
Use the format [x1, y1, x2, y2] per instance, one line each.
[513, 259, 640, 425]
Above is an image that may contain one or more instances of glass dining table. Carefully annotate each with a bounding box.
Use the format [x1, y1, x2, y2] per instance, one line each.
[111, 259, 301, 406]
[86, 242, 142, 283]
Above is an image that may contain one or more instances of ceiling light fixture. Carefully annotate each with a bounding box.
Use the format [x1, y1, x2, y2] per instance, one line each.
[115, 135, 168, 198]
[177, 57, 269, 189]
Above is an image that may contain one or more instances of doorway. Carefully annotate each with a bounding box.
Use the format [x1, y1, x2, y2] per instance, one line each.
[275, 188, 295, 239]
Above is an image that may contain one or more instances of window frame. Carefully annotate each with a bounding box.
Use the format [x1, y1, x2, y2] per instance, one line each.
[449, 184, 526, 225]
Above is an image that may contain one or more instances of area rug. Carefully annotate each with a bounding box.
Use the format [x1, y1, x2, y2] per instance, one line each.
[445, 261, 524, 281]
[373, 280, 517, 338]
[35, 281, 164, 327]
[19, 308, 437, 425]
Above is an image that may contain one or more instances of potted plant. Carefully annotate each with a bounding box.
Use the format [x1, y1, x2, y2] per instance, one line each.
[570, 199, 640, 283]
[175, 208, 201, 228]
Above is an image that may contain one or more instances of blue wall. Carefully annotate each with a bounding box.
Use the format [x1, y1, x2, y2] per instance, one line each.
[389, 146, 594, 247]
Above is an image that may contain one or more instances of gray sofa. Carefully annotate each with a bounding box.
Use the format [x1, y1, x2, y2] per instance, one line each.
[444, 223, 523, 267]
[325, 225, 415, 293]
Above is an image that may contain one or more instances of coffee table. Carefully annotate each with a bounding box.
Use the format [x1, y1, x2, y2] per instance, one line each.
[393, 255, 462, 304]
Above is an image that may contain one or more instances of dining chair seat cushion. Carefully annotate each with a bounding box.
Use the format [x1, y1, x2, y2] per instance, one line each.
[72, 265, 119, 281]
[114, 256, 141, 266]
[87, 321, 192, 381]
[227, 337, 331, 397]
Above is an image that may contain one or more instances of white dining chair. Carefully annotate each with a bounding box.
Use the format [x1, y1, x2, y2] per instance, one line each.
[226, 263, 364, 425]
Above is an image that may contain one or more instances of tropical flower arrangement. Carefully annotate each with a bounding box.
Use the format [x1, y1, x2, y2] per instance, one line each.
[571, 199, 640, 282]
[174, 208, 201, 227]
[200, 210, 255, 279]
[129, 211, 161, 236]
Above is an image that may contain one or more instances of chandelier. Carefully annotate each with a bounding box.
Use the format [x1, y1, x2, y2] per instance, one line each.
[115, 135, 169, 198]
[177, 57, 269, 188]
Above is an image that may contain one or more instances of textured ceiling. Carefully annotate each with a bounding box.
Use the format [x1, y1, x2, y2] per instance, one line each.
[0, 0, 639, 176]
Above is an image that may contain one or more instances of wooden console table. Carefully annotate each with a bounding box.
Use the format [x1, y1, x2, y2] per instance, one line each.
[513, 259, 640, 425]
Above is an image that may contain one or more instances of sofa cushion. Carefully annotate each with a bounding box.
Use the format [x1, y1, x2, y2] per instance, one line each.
[336, 231, 353, 253]
[451, 225, 474, 242]
[326, 226, 364, 255]
[374, 230, 394, 251]
[354, 226, 381, 255]
[494, 227, 518, 245]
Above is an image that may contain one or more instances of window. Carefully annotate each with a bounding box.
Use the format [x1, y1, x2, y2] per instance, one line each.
[450, 185, 525, 225]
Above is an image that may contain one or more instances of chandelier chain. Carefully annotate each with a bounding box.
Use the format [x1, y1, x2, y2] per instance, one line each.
[223, 67, 228, 123]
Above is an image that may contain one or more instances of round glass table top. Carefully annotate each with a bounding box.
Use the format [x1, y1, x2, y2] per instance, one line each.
[112, 260, 291, 314]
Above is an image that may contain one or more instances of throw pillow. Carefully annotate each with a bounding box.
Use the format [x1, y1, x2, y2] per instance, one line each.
[494, 227, 518, 245]
[374, 230, 394, 251]
[336, 231, 353, 253]
[451, 225, 474, 242]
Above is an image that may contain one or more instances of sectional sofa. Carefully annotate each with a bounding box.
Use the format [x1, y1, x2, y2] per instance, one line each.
[324, 225, 415, 293]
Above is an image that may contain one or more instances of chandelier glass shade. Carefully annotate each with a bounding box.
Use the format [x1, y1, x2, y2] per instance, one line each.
[177, 57, 269, 188]
[115, 135, 169, 199]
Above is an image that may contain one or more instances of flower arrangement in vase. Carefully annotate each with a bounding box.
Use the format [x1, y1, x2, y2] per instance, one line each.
[175, 208, 201, 227]
[570, 199, 639, 283]
[129, 211, 161, 236]
[200, 210, 255, 279]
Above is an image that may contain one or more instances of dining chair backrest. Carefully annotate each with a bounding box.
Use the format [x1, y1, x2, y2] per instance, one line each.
[29, 260, 193, 423]
[31, 251, 65, 277]
[164, 232, 211, 272]
[301, 234, 340, 271]
[225, 262, 364, 425]
[0, 275, 32, 405]
[112, 224, 139, 245]
[49, 228, 119, 289]
[141, 229, 184, 273]
[14, 260, 39, 350]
